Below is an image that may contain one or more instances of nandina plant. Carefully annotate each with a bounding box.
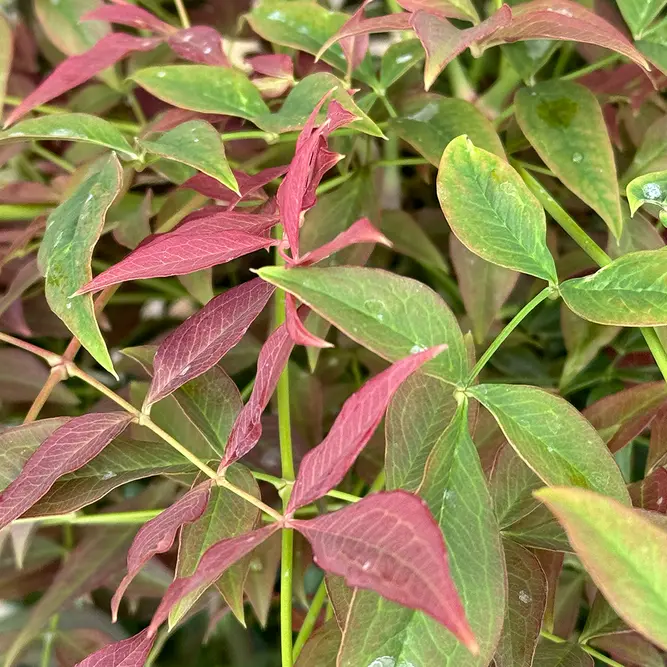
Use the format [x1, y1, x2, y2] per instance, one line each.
[0, 0, 667, 665]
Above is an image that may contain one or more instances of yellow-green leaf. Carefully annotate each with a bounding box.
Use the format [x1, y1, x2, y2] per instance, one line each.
[627, 170, 667, 216]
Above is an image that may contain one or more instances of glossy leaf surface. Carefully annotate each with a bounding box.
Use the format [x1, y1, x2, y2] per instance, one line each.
[75, 629, 155, 667]
[617, 0, 667, 38]
[627, 170, 667, 216]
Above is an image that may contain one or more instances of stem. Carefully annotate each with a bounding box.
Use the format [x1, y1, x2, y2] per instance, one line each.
[173, 0, 190, 28]
[219, 476, 283, 522]
[640, 327, 667, 380]
[326, 489, 362, 503]
[126, 91, 147, 126]
[292, 579, 328, 660]
[373, 157, 430, 168]
[40, 615, 58, 667]
[465, 287, 554, 386]
[560, 54, 620, 81]
[0, 204, 52, 220]
[368, 469, 386, 494]
[31, 143, 76, 174]
[446, 59, 476, 102]
[580, 644, 626, 667]
[315, 171, 354, 196]
[281, 528, 295, 667]
[0, 332, 61, 364]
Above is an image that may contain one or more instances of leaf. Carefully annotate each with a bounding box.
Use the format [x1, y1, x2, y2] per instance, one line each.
[397, 0, 480, 22]
[244, 532, 281, 627]
[468, 384, 630, 504]
[389, 93, 505, 165]
[494, 540, 547, 667]
[38, 153, 122, 374]
[617, 0, 667, 38]
[622, 115, 667, 183]
[294, 618, 340, 667]
[130, 65, 269, 120]
[170, 466, 260, 626]
[591, 633, 665, 667]
[515, 80, 623, 240]
[0, 113, 138, 160]
[167, 26, 229, 67]
[291, 491, 477, 652]
[0, 413, 132, 530]
[502, 38, 557, 84]
[502, 504, 571, 553]
[532, 641, 593, 667]
[648, 404, 667, 471]
[580, 592, 629, 642]
[629, 467, 667, 513]
[560, 249, 667, 326]
[627, 170, 667, 216]
[74, 629, 155, 667]
[380, 39, 425, 90]
[4, 34, 160, 127]
[147, 278, 275, 405]
[536, 486, 667, 651]
[257, 266, 468, 386]
[81, 2, 173, 34]
[437, 136, 557, 283]
[288, 345, 445, 511]
[0, 15, 11, 119]
[148, 524, 279, 634]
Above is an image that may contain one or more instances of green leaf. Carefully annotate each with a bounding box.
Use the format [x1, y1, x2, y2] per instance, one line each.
[380, 39, 425, 90]
[607, 203, 664, 259]
[536, 486, 667, 651]
[502, 40, 557, 84]
[390, 94, 505, 166]
[140, 121, 238, 192]
[515, 80, 623, 241]
[502, 503, 571, 553]
[0, 14, 10, 118]
[294, 619, 340, 667]
[617, 0, 667, 38]
[339, 403, 506, 666]
[38, 153, 121, 375]
[560, 248, 667, 327]
[0, 113, 138, 160]
[255, 73, 384, 138]
[256, 266, 468, 386]
[622, 115, 667, 184]
[580, 593, 628, 643]
[130, 65, 269, 120]
[171, 465, 260, 627]
[178, 269, 214, 305]
[532, 641, 593, 667]
[437, 135, 557, 283]
[468, 384, 630, 504]
[627, 170, 667, 216]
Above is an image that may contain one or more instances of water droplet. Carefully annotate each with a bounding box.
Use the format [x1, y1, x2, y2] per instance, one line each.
[395, 53, 413, 64]
[180, 364, 192, 376]
[182, 33, 192, 42]
[193, 138, 199, 143]
[368, 658, 396, 667]
[642, 182, 662, 200]
[362, 560, 372, 571]
[156, 70, 167, 78]
[102, 471, 117, 480]
[364, 299, 386, 322]
[410, 344, 427, 355]
[66, 302, 72, 310]
[571, 152, 583, 164]
[547, 7, 573, 16]
[203, 46, 212, 54]
[518, 590, 532, 604]
[658, 496, 664, 506]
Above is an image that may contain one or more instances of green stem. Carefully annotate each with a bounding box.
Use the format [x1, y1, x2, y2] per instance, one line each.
[368, 469, 386, 494]
[173, 0, 190, 28]
[40, 616, 58, 667]
[580, 645, 626, 667]
[31, 143, 76, 174]
[316, 171, 354, 195]
[126, 91, 147, 127]
[639, 327, 667, 381]
[326, 489, 362, 503]
[292, 579, 328, 660]
[465, 287, 554, 386]
[560, 54, 620, 81]
[373, 157, 430, 168]
[0, 204, 52, 220]
[446, 59, 476, 102]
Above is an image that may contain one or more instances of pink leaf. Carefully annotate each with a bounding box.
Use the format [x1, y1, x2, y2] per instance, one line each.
[629, 467, 667, 514]
[4, 34, 161, 127]
[76, 230, 277, 295]
[111, 483, 212, 620]
[81, 2, 174, 35]
[249, 54, 294, 80]
[396, 0, 478, 20]
[148, 524, 280, 635]
[75, 628, 155, 667]
[0, 413, 133, 530]
[147, 278, 276, 405]
[285, 294, 332, 348]
[290, 491, 477, 653]
[171, 208, 279, 236]
[168, 26, 230, 66]
[220, 324, 294, 468]
[287, 346, 445, 512]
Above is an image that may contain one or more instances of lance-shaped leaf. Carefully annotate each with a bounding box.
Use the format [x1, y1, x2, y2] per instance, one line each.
[112, 483, 212, 620]
[380, 39, 425, 90]
[627, 170, 667, 216]
[148, 524, 279, 634]
[38, 153, 121, 374]
[516, 80, 623, 240]
[622, 116, 667, 183]
[288, 346, 445, 512]
[130, 65, 269, 121]
[397, 0, 480, 22]
[285, 297, 332, 348]
[390, 94, 504, 166]
[437, 136, 557, 283]
[82, 3, 174, 34]
[245, 532, 281, 627]
[591, 633, 665, 667]
[257, 266, 468, 385]
[291, 491, 477, 652]
[0, 15, 10, 119]
[468, 384, 630, 504]
[4, 34, 160, 127]
[147, 279, 274, 405]
[220, 325, 294, 467]
[616, 0, 666, 38]
[560, 249, 667, 326]
[75, 628, 156, 667]
[77, 229, 277, 295]
[0, 412, 132, 530]
[294, 618, 340, 667]
[536, 487, 667, 651]
[648, 405, 667, 472]
[0, 113, 138, 160]
[167, 26, 229, 67]
[629, 467, 667, 513]
[139, 121, 238, 193]
[494, 540, 547, 667]
[532, 642, 593, 667]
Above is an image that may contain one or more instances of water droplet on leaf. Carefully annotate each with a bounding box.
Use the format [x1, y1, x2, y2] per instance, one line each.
[571, 152, 583, 164]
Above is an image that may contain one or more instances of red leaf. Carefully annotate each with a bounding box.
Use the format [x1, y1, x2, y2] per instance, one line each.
[4, 34, 161, 127]
[75, 628, 155, 667]
[168, 26, 230, 67]
[397, 0, 478, 20]
[220, 324, 295, 468]
[76, 230, 277, 295]
[148, 524, 280, 634]
[287, 346, 446, 512]
[285, 295, 332, 348]
[147, 278, 276, 405]
[81, 2, 173, 35]
[629, 468, 667, 514]
[111, 483, 212, 620]
[290, 491, 477, 652]
[0, 413, 133, 530]
[170, 208, 279, 236]
[249, 54, 294, 80]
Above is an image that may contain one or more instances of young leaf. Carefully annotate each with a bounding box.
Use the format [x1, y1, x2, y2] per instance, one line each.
[0, 412, 132, 530]
[257, 266, 468, 386]
[617, 0, 667, 38]
[290, 491, 477, 653]
[288, 345, 445, 511]
[82, 3, 174, 34]
[38, 153, 121, 374]
[536, 486, 667, 651]
[515, 80, 623, 241]
[139, 121, 238, 193]
[626, 170, 667, 215]
[380, 39, 425, 90]
[130, 65, 269, 121]
[112, 482, 212, 620]
[591, 632, 665, 667]
[74, 628, 156, 667]
[167, 26, 229, 67]
[560, 249, 667, 326]
[437, 135, 558, 283]
[629, 467, 667, 513]
[0, 113, 138, 160]
[468, 384, 630, 504]
[532, 641, 593, 667]
[148, 279, 274, 405]
[389, 94, 505, 165]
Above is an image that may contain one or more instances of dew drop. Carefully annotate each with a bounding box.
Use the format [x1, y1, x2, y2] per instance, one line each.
[658, 496, 664, 506]
[362, 560, 372, 571]
[363, 299, 386, 322]
[368, 657, 396, 667]
[156, 70, 167, 78]
[643, 182, 662, 200]
[102, 471, 117, 480]
[518, 590, 532, 605]
[66, 302, 72, 310]
[410, 344, 427, 355]
[395, 53, 413, 64]
[203, 46, 212, 54]
[571, 152, 583, 164]
[180, 364, 192, 376]
[193, 138, 199, 143]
